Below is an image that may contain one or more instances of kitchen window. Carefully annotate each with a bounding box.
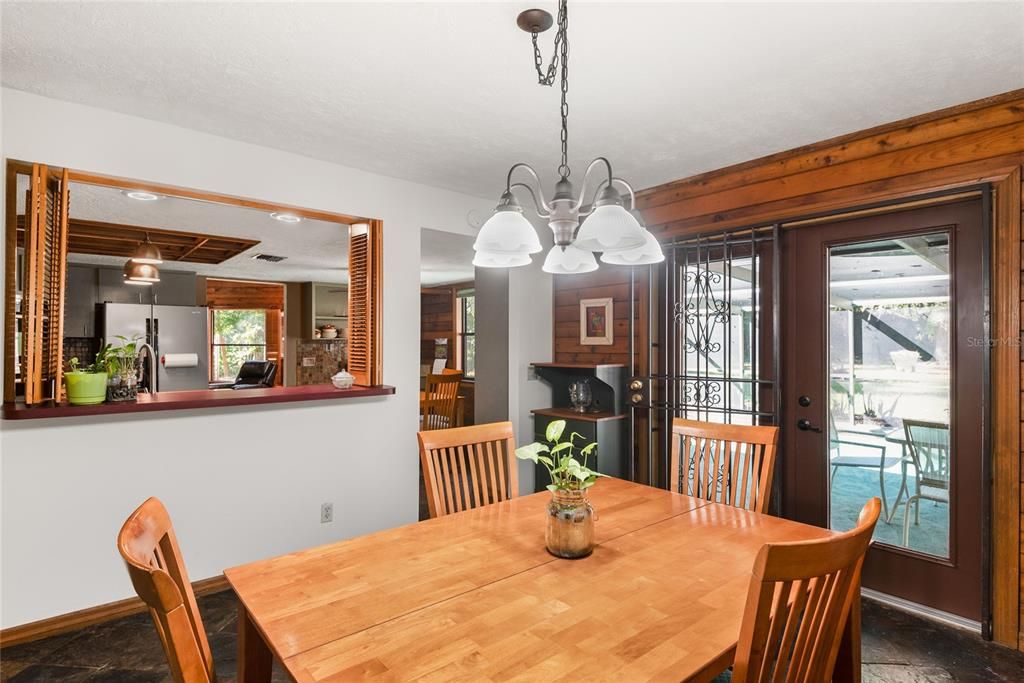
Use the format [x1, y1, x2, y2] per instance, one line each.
[210, 309, 267, 382]
[457, 290, 475, 379]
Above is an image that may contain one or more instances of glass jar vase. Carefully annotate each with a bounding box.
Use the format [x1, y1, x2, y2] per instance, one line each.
[546, 489, 595, 559]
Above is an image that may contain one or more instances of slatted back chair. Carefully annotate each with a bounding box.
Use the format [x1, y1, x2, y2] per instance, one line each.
[117, 498, 216, 683]
[903, 419, 950, 492]
[418, 421, 519, 518]
[421, 370, 462, 430]
[669, 418, 780, 513]
[732, 498, 881, 683]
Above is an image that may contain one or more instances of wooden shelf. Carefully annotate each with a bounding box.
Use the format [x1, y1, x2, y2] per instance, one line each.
[530, 407, 626, 423]
[3, 384, 396, 420]
[530, 362, 626, 369]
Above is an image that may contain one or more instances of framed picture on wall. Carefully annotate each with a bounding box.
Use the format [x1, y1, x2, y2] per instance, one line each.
[579, 297, 613, 345]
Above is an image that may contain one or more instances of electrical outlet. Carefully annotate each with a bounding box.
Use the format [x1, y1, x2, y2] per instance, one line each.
[303, 357, 316, 367]
[320, 502, 334, 524]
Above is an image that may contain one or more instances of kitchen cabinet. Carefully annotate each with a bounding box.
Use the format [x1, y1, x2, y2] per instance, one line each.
[65, 265, 98, 337]
[529, 363, 627, 492]
[97, 267, 197, 306]
[300, 282, 348, 338]
[152, 270, 199, 306]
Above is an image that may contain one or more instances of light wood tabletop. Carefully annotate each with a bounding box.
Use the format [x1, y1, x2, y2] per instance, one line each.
[225, 478, 851, 682]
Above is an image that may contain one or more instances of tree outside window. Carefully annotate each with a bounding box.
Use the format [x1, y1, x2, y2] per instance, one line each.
[211, 309, 267, 382]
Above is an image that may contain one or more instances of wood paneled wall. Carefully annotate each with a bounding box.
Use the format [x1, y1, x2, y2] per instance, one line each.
[205, 278, 284, 310]
[420, 281, 472, 369]
[552, 268, 644, 367]
[627, 89, 1024, 648]
[420, 286, 456, 368]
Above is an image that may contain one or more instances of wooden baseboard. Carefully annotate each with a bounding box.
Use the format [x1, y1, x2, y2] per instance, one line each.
[0, 574, 229, 649]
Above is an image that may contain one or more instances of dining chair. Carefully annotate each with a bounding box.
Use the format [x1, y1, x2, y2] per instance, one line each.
[117, 497, 216, 683]
[669, 418, 780, 513]
[828, 410, 903, 521]
[732, 497, 881, 683]
[417, 421, 518, 518]
[901, 419, 950, 546]
[420, 370, 462, 430]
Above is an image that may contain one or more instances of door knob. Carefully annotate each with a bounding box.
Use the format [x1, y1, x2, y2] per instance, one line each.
[796, 418, 822, 433]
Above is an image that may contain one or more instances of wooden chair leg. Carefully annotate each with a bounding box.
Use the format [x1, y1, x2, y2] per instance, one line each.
[834, 593, 862, 683]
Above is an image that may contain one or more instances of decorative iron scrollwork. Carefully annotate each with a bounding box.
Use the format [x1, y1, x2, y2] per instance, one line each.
[673, 269, 731, 355]
[682, 379, 723, 407]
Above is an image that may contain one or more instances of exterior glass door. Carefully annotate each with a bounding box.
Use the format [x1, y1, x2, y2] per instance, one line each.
[828, 233, 952, 557]
[783, 199, 985, 623]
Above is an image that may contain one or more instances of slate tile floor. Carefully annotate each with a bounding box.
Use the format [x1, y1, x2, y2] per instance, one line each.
[2, 592, 1022, 682]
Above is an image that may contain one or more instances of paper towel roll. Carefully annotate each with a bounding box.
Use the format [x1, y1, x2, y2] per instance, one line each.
[162, 353, 199, 368]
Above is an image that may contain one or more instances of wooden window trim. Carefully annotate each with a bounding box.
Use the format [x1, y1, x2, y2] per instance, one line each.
[4, 161, 387, 406]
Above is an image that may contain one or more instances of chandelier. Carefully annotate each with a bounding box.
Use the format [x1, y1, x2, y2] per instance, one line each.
[473, 0, 664, 274]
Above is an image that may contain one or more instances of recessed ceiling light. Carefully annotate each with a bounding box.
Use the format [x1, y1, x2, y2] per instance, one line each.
[271, 212, 302, 224]
[122, 190, 161, 201]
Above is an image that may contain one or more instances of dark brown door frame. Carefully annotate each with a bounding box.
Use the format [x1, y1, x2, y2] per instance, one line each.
[780, 193, 991, 628]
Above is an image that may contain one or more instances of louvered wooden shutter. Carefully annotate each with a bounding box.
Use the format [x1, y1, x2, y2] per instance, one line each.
[22, 165, 70, 405]
[347, 221, 382, 386]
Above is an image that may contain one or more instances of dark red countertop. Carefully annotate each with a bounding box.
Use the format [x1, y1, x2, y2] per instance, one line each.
[3, 384, 396, 420]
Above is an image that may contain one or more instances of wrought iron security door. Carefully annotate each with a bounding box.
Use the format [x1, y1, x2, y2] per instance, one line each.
[628, 225, 780, 491]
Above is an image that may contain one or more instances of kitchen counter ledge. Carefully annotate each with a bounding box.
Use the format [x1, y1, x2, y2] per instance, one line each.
[3, 384, 396, 420]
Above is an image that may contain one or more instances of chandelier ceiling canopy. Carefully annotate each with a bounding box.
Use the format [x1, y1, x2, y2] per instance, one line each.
[473, 0, 664, 274]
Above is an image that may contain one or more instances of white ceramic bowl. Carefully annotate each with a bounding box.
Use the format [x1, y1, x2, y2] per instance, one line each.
[331, 371, 354, 389]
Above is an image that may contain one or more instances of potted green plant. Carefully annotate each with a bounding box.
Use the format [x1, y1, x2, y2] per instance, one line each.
[64, 355, 109, 406]
[100, 335, 142, 402]
[516, 419, 605, 558]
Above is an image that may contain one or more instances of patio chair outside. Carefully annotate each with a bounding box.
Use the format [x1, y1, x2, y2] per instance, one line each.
[829, 411, 903, 521]
[901, 419, 950, 546]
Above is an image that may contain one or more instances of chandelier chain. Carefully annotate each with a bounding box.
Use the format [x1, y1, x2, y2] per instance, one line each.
[530, 0, 570, 178]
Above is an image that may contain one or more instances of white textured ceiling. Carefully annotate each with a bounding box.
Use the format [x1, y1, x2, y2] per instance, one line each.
[2, 2, 1023, 201]
[421, 228, 475, 286]
[17, 177, 349, 283]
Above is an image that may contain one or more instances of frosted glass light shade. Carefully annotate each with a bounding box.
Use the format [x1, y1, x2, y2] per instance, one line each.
[542, 245, 598, 275]
[572, 204, 646, 253]
[473, 249, 532, 268]
[600, 230, 665, 265]
[473, 210, 542, 254]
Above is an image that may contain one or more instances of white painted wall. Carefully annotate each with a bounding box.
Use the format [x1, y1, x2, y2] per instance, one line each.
[0, 88, 495, 628]
[508, 224, 553, 494]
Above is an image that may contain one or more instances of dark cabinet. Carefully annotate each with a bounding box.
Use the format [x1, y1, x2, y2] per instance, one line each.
[98, 267, 146, 305]
[152, 271, 199, 306]
[65, 265, 98, 337]
[97, 267, 197, 306]
[529, 363, 627, 492]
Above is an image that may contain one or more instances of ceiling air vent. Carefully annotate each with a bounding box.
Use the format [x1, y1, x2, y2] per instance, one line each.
[252, 253, 287, 263]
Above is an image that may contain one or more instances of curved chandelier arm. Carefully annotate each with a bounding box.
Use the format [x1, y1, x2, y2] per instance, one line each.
[510, 182, 552, 218]
[578, 177, 638, 217]
[572, 157, 615, 211]
[595, 177, 637, 208]
[505, 163, 552, 214]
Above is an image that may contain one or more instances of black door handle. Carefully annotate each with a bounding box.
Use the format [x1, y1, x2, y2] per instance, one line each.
[797, 418, 822, 433]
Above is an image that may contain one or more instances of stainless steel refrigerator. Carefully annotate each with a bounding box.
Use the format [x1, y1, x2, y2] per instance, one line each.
[99, 303, 209, 392]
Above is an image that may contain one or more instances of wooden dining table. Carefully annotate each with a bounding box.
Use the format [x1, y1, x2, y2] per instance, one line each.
[225, 478, 857, 682]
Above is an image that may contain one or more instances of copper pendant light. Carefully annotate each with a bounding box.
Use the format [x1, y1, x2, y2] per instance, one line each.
[123, 260, 160, 285]
[131, 235, 163, 265]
